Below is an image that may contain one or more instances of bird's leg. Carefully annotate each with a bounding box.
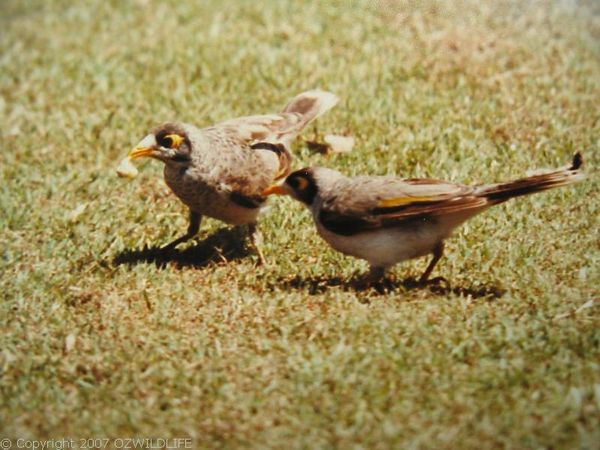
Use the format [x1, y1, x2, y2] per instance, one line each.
[161, 210, 202, 251]
[419, 241, 445, 285]
[354, 266, 386, 290]
[247, 223, 267, 266]
[366, 266, 386, 284]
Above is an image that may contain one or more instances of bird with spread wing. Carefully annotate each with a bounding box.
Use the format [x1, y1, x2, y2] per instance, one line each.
[118, 90, 338, 263]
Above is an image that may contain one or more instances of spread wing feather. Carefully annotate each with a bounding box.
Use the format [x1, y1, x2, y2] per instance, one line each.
[202, 91, 337, 203]
[200, 125, 292, 203]
[215, 114, 304, 144]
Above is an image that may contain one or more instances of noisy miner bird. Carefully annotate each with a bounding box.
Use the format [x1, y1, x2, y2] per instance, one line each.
[263, 153, 584, 284]
[117, 90, 338, 263]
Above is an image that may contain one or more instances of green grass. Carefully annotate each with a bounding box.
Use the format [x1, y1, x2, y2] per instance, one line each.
[1, 0, 599, 448]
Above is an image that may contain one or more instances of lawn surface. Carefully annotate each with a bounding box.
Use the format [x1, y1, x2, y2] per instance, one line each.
[1, 0, 599, 449]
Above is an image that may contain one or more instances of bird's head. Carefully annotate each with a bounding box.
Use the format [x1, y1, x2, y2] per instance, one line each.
[129, 123, 194, 166]
[263, 167, 344, 206]
[262, 167, 320, 206]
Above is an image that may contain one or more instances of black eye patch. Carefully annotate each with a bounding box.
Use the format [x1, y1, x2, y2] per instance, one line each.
[288, 175, 309, 191]
[286, 173, 316, 205]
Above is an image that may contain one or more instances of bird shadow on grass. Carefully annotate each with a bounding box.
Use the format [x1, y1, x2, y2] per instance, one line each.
[274, 274, 506, 299]
[112, 227, 250, 269]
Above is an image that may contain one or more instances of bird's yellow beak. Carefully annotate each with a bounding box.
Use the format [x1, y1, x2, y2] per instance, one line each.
[128, 134, 157, 159]
[128, 146, 154, 159]
[262, 184, 289, 196]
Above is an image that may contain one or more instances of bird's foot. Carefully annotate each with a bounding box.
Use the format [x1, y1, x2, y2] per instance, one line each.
[351, 277, 374, 291]
[247, 224, 268, 267]
[353, 267, 389, 292]
[418, 276, 449, 289]
[254, 245, 267, 267]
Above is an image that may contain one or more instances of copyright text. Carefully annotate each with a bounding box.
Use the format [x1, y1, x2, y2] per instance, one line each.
[0, 438, 193, 449]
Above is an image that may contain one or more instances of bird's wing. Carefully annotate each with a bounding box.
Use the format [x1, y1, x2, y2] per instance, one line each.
[319, 177, 486, 236]
[214, 91, 338, 147]
[200, 127, 292, 205]
[249, 142, 292, 184]
[214, 114, 305, 145]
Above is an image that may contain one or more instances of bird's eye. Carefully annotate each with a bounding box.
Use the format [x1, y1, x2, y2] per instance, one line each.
[158, 133, 184, 149]
[296, 177, 309, 191]
[289, 176, 309, 191]
[159, 135, 173, 148]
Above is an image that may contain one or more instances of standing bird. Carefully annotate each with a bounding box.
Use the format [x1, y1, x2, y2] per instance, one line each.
[119, 90, 338, 263]
[263, 153, 584, 285]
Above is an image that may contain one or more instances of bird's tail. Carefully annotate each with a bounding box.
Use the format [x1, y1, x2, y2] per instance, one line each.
[281, 90, 339, 123]
[477, 153, 585, 204]
[276, 90, 338, 146]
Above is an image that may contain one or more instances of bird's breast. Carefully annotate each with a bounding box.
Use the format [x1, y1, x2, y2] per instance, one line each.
[163, 165, 261, 225]
[314, 212, 443, 268]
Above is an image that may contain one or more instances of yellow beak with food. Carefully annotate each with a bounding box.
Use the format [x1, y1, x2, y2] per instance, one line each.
[116, 134, 162, 178]
[116, 156, 139, 179]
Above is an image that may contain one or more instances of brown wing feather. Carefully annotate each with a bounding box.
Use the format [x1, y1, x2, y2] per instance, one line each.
[215, 114, 304, 144]
[199, 128, 286, 200]
[214, 91, 337, 146]
[318, 177, 486, 236]
[250, 142, 292, 182]
[319, 196, 487, 236]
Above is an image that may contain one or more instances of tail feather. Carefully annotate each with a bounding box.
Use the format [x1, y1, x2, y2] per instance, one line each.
[478, 153, 585, 204]
[275, 90, 338, 146]
[281, 90, 339, 121]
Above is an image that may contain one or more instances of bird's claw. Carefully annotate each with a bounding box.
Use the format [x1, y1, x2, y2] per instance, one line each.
[418, 276, 449, 289]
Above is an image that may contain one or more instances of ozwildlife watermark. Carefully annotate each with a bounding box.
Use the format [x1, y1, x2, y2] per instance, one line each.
[0, 438, 193, 449]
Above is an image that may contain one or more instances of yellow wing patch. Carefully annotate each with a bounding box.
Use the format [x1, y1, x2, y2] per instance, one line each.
[377, 195, 436, 208]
